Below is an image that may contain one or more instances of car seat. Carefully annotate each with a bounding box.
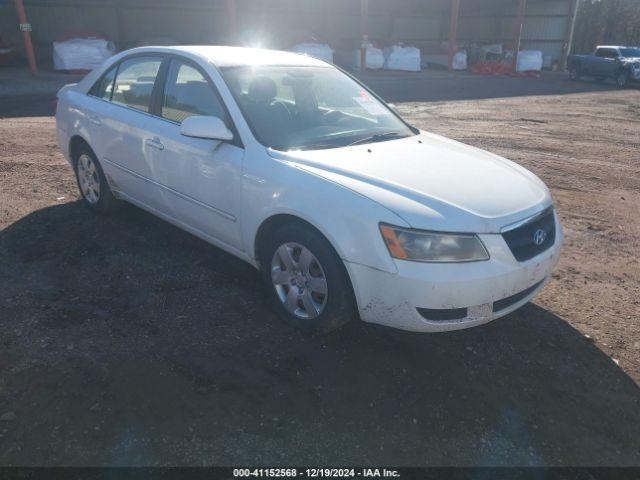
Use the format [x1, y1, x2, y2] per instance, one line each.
[244, 76, 292, 144]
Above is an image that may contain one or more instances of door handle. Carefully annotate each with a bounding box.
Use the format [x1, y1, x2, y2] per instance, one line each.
[87, 114, 101, 126]
[145, 138, 165, 151]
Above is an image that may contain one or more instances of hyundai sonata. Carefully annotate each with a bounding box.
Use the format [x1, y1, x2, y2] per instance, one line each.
[55, 46, 562, 333]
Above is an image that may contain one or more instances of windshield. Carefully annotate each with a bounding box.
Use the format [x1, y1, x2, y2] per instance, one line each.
[620, 48, 640, 57]
[220, 65, 416, 151]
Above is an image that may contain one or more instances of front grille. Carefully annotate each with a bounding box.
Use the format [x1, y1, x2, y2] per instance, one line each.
[502, 208, 556, 262]
[492, 280, 544, 313]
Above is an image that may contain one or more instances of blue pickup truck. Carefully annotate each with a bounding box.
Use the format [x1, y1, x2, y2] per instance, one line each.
[568, 46, 640, 87]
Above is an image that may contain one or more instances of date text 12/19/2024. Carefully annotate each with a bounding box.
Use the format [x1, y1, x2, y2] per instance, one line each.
[233, 468, 400, 478]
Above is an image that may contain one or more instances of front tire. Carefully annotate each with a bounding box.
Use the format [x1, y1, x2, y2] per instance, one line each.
[261, 222, 356, 334]
[73, 145, 121, 214]
[616, 70, 629, 88]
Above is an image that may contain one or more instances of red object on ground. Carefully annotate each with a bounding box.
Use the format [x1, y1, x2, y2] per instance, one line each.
[471, 60, 513, 75]
[471, 60, 540, 77]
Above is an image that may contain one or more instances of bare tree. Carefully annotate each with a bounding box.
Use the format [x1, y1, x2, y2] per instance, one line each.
[572, 0, 640, 53]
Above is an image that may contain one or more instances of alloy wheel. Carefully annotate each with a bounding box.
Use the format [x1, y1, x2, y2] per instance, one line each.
[270, 242, 328, 319]
[77, 154, 101, 204]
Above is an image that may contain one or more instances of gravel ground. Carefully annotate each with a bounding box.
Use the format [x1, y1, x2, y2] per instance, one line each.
[0, 72, 639, 466]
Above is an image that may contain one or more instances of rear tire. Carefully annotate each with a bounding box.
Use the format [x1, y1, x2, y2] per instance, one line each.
[569, 65, 581, 81]
[260, 222, 356, 334]
[73, 145, 121, 214]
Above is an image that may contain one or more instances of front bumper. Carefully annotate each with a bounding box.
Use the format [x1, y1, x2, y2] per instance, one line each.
[345, 214, 563, 332]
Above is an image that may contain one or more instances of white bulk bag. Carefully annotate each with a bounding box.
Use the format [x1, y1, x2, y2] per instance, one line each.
[516, 50, 543, 72]
[383, 45, 421, 72]
[53, 38, 115, 71]
[292, 43, 334, 64]
[452, 51, 467, 70]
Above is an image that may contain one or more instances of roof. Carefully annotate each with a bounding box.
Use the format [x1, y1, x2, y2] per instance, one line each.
[129, 45, 330, 68]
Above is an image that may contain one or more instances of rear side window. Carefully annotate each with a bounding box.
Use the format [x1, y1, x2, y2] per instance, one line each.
[111, 56, 162, 112]
[161, 60, 225, 123]
[91, 65, 117, 100]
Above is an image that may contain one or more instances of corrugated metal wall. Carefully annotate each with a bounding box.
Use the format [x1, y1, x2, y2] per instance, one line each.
[231, 0, 447, 47]
[0, 0, 447, 53]
[0, 0, 572, 65]
[0, 0, 231, 46]
[459, 0, 571, 63]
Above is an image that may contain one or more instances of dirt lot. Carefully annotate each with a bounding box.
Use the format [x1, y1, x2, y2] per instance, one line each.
[1, 72, 639, 466]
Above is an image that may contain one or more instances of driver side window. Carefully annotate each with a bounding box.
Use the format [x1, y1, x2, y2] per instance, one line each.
[162, 59, 225, 124]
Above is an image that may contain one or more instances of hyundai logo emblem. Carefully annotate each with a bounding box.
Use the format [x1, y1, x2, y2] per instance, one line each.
[533, 229, 547, 246]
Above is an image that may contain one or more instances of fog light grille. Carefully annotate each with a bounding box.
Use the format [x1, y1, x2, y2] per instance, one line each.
[492, 280, 544, 313]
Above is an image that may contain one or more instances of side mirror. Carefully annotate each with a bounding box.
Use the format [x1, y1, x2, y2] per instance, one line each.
[180, 115, 233, 141]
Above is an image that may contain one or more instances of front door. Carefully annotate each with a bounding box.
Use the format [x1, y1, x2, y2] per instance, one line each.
[594, 48, 618, 77]
[143, 57, 244, 250]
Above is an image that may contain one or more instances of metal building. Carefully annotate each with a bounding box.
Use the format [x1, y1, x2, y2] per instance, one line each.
[1, 0, 578, 74]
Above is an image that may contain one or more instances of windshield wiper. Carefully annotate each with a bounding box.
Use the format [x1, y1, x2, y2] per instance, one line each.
[346, 132, 407, 147]
[275, 143, 339, 151]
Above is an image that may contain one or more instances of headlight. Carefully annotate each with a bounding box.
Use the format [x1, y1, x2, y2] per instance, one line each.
[379, 224, 489, 262]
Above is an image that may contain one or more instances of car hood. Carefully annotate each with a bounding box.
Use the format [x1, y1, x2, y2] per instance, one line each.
[268, 131, 552, 233]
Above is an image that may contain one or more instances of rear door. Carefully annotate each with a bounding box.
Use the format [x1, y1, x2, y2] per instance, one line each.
[88, 54, 165, 210]
[83, 64, 118, 159]
[142, 56, 244, 249]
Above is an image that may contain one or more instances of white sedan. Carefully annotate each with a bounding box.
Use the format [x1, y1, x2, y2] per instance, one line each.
[55, 46, 562, 333]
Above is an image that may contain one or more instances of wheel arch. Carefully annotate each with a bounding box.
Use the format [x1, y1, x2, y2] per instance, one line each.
[253, 213, 358, 306]
[255, 214, 339, 266]
[68, 135, 93, 166]
[619, 64, 632, 74]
